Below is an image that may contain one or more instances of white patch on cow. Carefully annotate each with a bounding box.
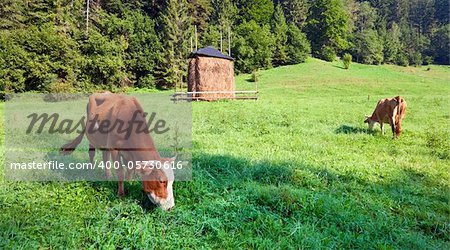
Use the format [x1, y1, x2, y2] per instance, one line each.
[162, 166, 175, 210]
[146, 164, 175, 211]
[364, 115, 376, 131]
[367, 119, 376, 131]
[93, 122, 100, 130]
[392, 115, 397, 136]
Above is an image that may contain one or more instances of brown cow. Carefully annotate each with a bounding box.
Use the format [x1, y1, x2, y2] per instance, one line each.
[364, 96, 407, 138]
[60, 92, 175, 210]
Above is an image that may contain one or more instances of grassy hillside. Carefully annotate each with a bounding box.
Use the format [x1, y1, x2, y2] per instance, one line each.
[1, 58, 449, 249]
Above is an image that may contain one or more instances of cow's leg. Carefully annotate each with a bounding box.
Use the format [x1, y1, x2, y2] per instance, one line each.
[380, 122, 385, 135]
[102, 150, 112, 179]
[125, 159, 135, 181]
[389, 116, 396, 138]
[111, 150, 125, 197]
[120, 154, 134, 181]
[88, 144, 95, 164]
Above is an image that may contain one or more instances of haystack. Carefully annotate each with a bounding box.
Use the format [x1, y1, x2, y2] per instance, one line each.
[188, 46, 235, 101]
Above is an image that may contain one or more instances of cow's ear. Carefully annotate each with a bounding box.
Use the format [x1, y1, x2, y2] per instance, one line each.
[364, 115, 370, 123]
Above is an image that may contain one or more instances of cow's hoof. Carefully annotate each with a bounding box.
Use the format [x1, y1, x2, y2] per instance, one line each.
[118, 191, 125, 198]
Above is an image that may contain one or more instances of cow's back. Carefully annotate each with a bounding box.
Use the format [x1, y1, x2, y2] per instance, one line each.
[372, 99, 391, 123]
[85, 93, 141, 148]
[102, 94, 159, 161]
[84, 92, 159, 160]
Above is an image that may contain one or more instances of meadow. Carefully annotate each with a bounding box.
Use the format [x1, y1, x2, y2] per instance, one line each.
[0, 58, 449, 249]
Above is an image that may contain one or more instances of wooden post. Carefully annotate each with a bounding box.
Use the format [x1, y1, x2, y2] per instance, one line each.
[228, 26, 231, 56]
[194, 25, 198, 51]
[220, 29, 223, 53]
[86, 0, 90, 36]
[190, 36, 193, 52]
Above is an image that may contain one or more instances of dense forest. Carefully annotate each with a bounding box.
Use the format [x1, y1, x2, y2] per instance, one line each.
[0, 0, 448, 93]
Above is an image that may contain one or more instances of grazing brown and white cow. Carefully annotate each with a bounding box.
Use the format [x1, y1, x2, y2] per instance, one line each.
[61, 92, 175, 210]
[364, 96, 407, 138]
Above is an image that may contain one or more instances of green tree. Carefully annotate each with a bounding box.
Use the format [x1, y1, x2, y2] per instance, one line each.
[281, 0, 309, 27]
[305, 0, 350, 60]
[271, 4, 288, 66]
[0, 31, 29, 93]
[399, 21, 428, 66]
[211, 0, 237, 28]
[146, 0, 167, 19]
[351, 1, 384, 64]
[233, 20, 274, 73]
[382, 22, 402, 64]
[286, 23, 310, 64]
[82, 29, 127, 87]
[210, 0, 237, 55]
[435, 0, 450, 25]
[0, 0, 26, 29]
[201, 25, 221, 48]
[343, 53, 352, 69]
[236, 0, 274, 25]
[125, 11, 162, 88]
[409, 0, 435, 37]
[158, 0, 191, 88]
[352, 29, 384, 64]
[0, 22, 82, 92]
[431, 24, 450, 64]
[188, 0, 212, 32]
[354, 1, 377, 32]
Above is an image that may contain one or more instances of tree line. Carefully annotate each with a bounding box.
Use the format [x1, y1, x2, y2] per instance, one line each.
[0, 0, 448, 93]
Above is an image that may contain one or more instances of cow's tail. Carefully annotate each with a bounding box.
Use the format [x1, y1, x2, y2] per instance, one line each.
[60, 131, 84, 155]
[396, 96, 402, 116]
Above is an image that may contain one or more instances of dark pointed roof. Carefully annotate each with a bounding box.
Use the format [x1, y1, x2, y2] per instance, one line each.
[190, 46, 234, 61]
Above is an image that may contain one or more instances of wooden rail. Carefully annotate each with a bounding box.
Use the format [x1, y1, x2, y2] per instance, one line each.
[173, 91, 258, 95]
[171, 90, 259, 102]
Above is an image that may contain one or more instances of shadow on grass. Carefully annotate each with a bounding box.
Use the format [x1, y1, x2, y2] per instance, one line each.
[332, 64, 345, 69]
[335, 125, 369, 134]
[189, 153, 448, 240]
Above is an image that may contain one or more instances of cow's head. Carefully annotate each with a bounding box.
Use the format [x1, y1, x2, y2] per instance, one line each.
[364, 115, 376, 130]
[141, 157, 175, 211]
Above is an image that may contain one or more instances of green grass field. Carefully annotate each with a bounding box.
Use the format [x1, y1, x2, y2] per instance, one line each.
[1, 58, 449, 249]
